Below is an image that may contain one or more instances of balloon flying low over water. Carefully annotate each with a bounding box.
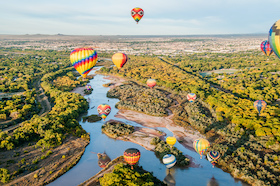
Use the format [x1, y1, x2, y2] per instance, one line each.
[70, 48, 97, 78]
[166, 136, 176, 148]
[162, 154, 176, 169]
[111, 53, 128, 69]
[193, 138, 210, 159]
[260, 40, 273, 57]
[254, 100, 267, 116]
[85, 84, 92, 90]
[207, 151, 220, 168]
[97, 104, 111, 120]
[187, 93, 197, 103]
[147, 79, 156, 88]
[123, 148, 141, 169]
[131, 7, 144, 24]
[269, 19, 280, 59]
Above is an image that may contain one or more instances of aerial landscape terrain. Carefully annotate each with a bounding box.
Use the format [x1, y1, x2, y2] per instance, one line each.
[1, 0, 280, 186]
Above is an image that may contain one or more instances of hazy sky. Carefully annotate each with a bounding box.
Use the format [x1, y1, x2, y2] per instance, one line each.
[0, 0, 280, 35]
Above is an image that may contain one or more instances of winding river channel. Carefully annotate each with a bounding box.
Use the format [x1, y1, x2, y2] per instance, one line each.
[48, 67, 248, 186]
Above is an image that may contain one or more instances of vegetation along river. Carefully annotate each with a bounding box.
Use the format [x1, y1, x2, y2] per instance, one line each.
[48, 67, 248, 186]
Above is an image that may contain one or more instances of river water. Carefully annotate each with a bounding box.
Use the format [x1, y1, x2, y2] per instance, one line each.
[48, 67, 248, 186]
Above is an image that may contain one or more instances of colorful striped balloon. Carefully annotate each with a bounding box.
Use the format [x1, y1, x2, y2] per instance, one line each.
[254, 100, 267, 116]
[162, 154, 176, 169]
[97, 104, 111, 120]
[187, 93, 197, 103]
[70, 48, 97, 78]
[131, 8, 144, 24]
[260, 40, 273, 57]
[123, 148, 141, 169]
[147, 79, 156, 88]
[269, 19, 280, 59]
[193, 138, 210, 159]
[207, 151, 220, 168]
[166, 136, 176, 148]
[85, 84, 92, 90]
[112, 53, 128, 69]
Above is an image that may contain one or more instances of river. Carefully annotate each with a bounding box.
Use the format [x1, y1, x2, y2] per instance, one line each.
[48, 67, 248, 186]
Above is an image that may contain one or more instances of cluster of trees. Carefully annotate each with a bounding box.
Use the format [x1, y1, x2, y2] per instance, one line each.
[0, 90, 39, 122]
[0, 49, 70, 93]
[151, 137, 189, 167]
[99, 163, 166, 186]
[0, 67, 89, 151]
[106, 81, 171, 116]
[98, 53, 280, 185]
[53, 72, 81, 92]
[101, 121, 134, 138]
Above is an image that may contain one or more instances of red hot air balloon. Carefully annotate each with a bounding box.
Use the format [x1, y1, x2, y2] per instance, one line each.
[187, 93, 197, 103]
[97, 104, 111, 120]
[123, 148, 141, 169]
[147, 79, 156, 88]
[131, 8, 144, 24]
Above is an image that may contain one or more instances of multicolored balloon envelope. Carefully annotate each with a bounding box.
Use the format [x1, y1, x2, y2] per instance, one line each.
[260, 40, 273, 57]
[112, 53, 128, 69]
[85, 84, 92, 90]
[70, 48, 98, 78]
[166, 136, 176, 148]
[131, 7, 144, 24]
[162, 154, 176, 169]
[207, 151, 220, 168]
[193, 138, 210, 159]
[147, 79, 156, 88]
[123, 148, 141, 169]
[187, 93, 196, 103]
[269, 19, 280, 59]
[97, 104, 111, 120]
[254, 100, 267, 116]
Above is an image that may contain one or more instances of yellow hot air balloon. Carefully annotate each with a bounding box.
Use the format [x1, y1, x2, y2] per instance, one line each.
[112, 53, 128, 69]
[193, 138, 210, 159]
[70, 48, 98, 78]
[166, 136, 176, 148]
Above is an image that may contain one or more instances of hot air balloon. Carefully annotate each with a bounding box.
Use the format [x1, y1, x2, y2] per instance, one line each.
[147, 79, 156, 88]
[97, 104, 111, 120]
[162, 154, 176, 169]
[193, 138, 210, 159]
[97, 152, 111, 168]
[207, 176, 219, 186]
[187, 93, 196, 103]
[254, 100, 267, 116]
[260, 40, 273, 57]
[70, 48, 97, 79]
[112, 53, 128, 70]
[207, 151, 220, 168]
[269, 19, 280, 59]
[131, 8, 144, 24]
[166, 136, 176, 148]
[123, 148, 141, 169]
[85, 84, 92, 90]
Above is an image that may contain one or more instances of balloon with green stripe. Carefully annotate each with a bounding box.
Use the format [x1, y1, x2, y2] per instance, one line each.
[268, 19, 280, 59]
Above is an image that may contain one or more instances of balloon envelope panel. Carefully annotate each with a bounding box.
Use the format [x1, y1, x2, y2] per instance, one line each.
[70, 48, 97, 78]
[162, 154, 176, 169]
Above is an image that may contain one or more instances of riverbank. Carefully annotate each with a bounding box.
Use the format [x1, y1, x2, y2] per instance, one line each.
[5, 136, 89, 186]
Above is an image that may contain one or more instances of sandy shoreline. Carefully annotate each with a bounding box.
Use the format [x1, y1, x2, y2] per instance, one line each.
[71, 86, 86, 97]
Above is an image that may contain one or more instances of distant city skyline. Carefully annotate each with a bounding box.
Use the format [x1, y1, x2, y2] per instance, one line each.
[0, 0, 280, 35]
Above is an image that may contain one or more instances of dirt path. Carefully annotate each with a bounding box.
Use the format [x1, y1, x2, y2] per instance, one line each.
[2, 78, 52, 133]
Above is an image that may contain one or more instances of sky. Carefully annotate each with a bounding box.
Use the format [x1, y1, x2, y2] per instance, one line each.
[0, 0, 280, 35]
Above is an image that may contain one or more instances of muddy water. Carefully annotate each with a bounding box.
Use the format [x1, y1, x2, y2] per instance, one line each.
[48, 67, 248, 186]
